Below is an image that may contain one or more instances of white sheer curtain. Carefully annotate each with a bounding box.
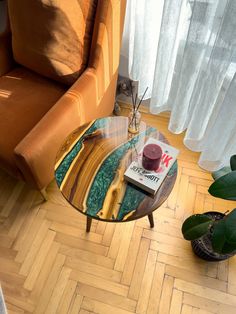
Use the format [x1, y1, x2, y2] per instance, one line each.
[122, 0, 236, 171]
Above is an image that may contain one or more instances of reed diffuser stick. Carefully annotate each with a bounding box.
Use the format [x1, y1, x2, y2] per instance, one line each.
[136, 87, 148, 111]
[130, 80, 135, 110]
[130, 92, 138, 126]
[134, 93, 137, 109]
[128, 82, 149, 134]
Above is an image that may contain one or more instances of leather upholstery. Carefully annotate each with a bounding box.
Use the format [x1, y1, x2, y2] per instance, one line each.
[0, 0, 14, 76]
[0, 67, 65, 177]
[8, 0, 98, 85]
[0, 0, 126, 190]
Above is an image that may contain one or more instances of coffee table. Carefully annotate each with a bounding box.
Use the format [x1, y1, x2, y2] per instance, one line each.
[54, 116, 177, 232]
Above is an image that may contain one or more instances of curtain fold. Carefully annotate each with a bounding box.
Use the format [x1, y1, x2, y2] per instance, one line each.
[123, 0, 236, 171]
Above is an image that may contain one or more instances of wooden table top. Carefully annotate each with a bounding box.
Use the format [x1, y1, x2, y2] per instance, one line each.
[54, 116, 177, 222]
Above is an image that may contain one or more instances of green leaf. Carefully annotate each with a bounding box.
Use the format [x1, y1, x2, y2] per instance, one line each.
[212, 166, 231, 181]
[182, 215, 212, 240]
[225, 209, 236, 243]
[208, 171, 236, 200]
[212, 216, 236, 254]
[230, 155, 236, 171]
[212, 220, 226, 253]
[221, 241, 236, 254]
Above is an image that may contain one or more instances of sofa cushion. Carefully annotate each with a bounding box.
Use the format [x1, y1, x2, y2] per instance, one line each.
[0, 67, 65, 177]
[8, 0, 97, 85]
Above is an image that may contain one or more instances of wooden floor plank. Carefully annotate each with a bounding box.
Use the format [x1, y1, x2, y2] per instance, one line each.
[81, 297, 135, 314]
[30, 242, 60, 301]
[0, 107, 235, 314]
[128, 238, 150, 300]
[55, 232, 108, 256]
[136, 250, 157, 313]
[181, 304, 193, 314]
[159, 275, 174, 314]
[169, 289, 183, 314]
[114, 222, 135, 272]
[175, 279, 236, 307]
[34, 254, 66, 314]
[19, 220, 51, 276]
[70, 270, 129, 297]
[69, 294, 83, 314]
[45, 266, 71, 314]
[56, 279, 77, 314]
[24, 230, 55, 290]
[183, 292, 236, 314]
[65, 256, 122, 283]
[15, 212, 47, 263]
[166, 265, 227, 292]
[77, 283, 137, 312]
[59, 244, 115, 269]
[147, 261, 165, 314]
[1, 182, 25, 218]
[121, 226, 143, 285]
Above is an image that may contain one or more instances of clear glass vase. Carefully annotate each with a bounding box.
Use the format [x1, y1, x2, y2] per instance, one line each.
[128, 109, 141, 134]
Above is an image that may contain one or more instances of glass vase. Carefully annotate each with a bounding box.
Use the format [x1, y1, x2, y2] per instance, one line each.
[128, 109, 141, 134]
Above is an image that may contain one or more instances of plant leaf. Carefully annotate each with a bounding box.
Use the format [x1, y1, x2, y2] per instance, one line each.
[225, 208, 236, 243]
[212, 220, 226, 253]
[182, 215, 212, 240]
[230, 155, 236, 171]
[208, 171, 236, 200]
[220, 241, 236, 254]
[212, 215, 236, 254]
[212, 166, 231, 181]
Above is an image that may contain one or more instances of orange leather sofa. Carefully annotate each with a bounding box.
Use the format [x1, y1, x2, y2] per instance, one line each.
[0, 0, 126, 194]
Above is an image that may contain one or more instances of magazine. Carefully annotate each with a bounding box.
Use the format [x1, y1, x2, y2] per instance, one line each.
[124, 138, 179, 195]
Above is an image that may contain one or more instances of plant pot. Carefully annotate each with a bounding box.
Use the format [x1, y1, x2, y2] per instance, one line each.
[191, 211, 236, 261]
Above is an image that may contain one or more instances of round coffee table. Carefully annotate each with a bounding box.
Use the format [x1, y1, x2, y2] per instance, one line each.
[54, 116, 177, 232]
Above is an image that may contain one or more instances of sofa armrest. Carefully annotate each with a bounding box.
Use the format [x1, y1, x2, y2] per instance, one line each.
[14, 67, 115, 190]
[14, 84, 82, 190]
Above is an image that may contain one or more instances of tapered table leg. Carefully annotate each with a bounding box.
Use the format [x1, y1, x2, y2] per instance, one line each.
[86, 216, 92, 232]
[148, 213, 154, 228]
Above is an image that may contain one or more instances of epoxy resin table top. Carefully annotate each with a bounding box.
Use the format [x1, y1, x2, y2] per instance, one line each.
[55, 116, 177, 222]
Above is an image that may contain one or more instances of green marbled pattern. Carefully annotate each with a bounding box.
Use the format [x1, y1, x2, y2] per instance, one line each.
[116, 162, 178, 221]
[86, 127, 156, 218]
[168, 160, 177, 176]
[55, 118, 107, 186]
[55, 116, 178, 222]
[117, 184, 147, 220]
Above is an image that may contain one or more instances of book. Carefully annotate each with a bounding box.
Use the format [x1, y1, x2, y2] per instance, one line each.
[124, 138, 179, 195]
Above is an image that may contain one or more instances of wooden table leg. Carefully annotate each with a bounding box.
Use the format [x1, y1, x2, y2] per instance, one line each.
[148, 213, 154, 228]
[86, 216, 92, 232]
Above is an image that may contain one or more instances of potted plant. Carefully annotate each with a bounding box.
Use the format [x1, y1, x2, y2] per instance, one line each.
[182, 155, 236, 261]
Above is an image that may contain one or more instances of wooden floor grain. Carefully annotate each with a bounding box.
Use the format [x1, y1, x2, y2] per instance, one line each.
[0, 106, 236, 313]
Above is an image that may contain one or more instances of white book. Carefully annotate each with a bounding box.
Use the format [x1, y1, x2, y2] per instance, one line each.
[124, 138, 179, 195]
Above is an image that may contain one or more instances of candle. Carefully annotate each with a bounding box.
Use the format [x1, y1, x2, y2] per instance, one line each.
[142, 144, 162, 171]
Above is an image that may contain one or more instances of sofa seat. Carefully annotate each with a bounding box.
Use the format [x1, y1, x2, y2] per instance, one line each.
[0, 66, 66, 177]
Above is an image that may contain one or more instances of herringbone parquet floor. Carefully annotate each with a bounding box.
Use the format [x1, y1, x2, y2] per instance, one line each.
[1, 107, 236, 314]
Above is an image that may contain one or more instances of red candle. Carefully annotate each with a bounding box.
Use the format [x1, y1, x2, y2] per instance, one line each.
[142, 144, 162, 171]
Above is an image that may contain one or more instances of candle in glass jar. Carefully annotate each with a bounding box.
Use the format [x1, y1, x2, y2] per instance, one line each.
[142, 144, 162, 171]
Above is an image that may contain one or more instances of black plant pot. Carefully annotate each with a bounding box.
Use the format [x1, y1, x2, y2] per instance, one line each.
[191, 211, 236, 262]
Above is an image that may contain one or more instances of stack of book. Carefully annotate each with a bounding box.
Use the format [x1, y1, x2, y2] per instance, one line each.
[124, 138, 179, 195]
